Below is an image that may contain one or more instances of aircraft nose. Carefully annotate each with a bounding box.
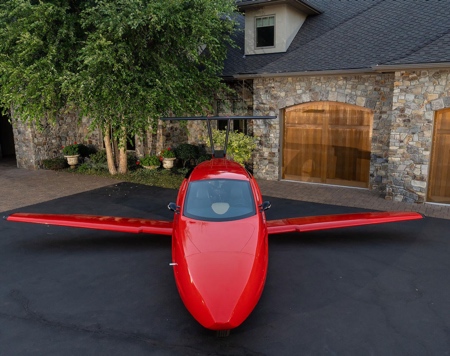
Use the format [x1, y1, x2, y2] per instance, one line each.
[184, 251, 257, 330]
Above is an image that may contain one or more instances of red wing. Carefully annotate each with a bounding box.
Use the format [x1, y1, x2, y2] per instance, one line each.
[267, 211, 422, 235]
[7, 213, 173, 235]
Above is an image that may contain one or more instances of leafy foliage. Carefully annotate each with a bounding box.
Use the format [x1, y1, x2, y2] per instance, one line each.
[206, 129, 257, 165]
[78, 144, 97, 158]
[70, 161, 186, 189]
[67, 0, 238, 139]
[0, 0, 82, 123]
[88, 150, 108, 165]
[160, 147, 176, 158]
[175, 143, 208, 167]
[140, 155, 160, 167]
[0, 0, 238, 173]
[62, 143, 80, 156]
[41, 157, 68, 170]
[175, 143, 198, 160]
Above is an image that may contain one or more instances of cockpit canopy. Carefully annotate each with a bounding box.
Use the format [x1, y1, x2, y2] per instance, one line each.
[183, 179, 256, 221]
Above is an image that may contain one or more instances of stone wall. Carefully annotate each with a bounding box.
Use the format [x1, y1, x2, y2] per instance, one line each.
[386, 69, 450, 203]
[12, 112, 102, 169]
[252, 73, 395, 194]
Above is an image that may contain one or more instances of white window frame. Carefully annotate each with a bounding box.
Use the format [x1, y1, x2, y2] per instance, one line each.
[255, 15, 276, 48]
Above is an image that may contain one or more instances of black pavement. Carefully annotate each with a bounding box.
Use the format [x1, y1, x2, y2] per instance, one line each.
[1, 161, 450, 355]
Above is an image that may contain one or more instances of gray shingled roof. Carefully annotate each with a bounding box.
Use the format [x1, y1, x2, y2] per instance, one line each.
[223, 0, 450, 77]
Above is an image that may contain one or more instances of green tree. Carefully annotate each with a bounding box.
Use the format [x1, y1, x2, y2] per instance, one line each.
[0, 0, 237, 174]
[0, 0, 82, 124]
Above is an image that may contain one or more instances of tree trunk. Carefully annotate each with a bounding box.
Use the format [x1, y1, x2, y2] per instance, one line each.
[113, 136, 120, 167]
[103, 126, 118, 175]
[118, 125, 128, 174]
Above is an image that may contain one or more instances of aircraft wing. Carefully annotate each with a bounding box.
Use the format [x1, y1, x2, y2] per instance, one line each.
[267, 211, 422, 235]
[6, 213, 173, 235]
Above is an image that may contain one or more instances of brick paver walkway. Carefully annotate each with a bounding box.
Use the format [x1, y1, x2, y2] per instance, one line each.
[0, 158, 121, 212]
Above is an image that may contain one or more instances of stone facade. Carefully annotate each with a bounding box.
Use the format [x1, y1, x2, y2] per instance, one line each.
[386, 69, 450, 203]
[9, 69, 450, 204]
[12, 112, 102, 169]
[251, 73, 395, 193]
[249, 69, 450, 204]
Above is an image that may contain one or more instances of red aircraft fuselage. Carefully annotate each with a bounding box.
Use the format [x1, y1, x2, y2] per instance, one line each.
[171, 158, 268, 330]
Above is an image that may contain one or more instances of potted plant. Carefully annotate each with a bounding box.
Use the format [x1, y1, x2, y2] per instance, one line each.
[160, 147, 176, 169]
[140, 154, 160, 169]
[62, 143, 80, 168]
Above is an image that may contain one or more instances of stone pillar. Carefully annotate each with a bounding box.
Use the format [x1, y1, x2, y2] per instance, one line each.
[386, 69, 450, 203]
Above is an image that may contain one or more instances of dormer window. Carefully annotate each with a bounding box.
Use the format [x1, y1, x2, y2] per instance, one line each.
[256, 16, 275, 48]
[238, 0, 321, 55]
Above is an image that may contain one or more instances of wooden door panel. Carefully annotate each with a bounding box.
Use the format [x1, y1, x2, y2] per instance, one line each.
[283, 102, 372, 188]
[283, 127, 322, 181]
[428, 108, 450, 203]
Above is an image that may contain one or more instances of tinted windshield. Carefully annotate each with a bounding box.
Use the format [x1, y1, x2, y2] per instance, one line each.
[183, 179, 256, 221]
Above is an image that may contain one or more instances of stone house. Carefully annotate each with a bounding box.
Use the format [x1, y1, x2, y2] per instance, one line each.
[222, 0, 450, 204]
[2, 0, 450, 205]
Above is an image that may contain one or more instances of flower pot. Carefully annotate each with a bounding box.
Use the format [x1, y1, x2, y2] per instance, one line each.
[143, 165, 158, 170]
[162, 157, 176, 169]
[64, 155, 79, 168]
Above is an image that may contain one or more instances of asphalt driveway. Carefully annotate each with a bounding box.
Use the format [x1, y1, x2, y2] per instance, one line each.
[1, 183, 449, 355]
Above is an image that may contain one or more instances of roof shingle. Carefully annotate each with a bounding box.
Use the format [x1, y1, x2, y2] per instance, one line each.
[223, 0, 450, 76]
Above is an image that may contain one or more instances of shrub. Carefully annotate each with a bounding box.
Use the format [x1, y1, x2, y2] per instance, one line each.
[62, 143, 79, 156]
[89, 150, 107, 165]
[140, 154, 160, 167]
[127, 151, 139, 171]
[206, 130, 257, 165]
[76, 162, 92, 173]
[197, 154, 211, 164]
[175, 143, 198, 161]
[42, 157, 68, 170]
[83, 150, 108, 172]
[175, 143, 198, 168]
[78, 144, 97, 157]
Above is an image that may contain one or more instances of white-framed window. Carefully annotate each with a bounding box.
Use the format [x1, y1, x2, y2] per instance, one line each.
[256, 15, 275, 48]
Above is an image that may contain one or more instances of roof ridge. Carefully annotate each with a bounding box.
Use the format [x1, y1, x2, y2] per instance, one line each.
[381, 26, 450, 65]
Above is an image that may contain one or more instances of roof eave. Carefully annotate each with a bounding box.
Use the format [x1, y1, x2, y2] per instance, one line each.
[372, 62, 450, 72]
[237, 0, 321, 15]
[233, 68, 375, 79]
[232, 62, 450, 79]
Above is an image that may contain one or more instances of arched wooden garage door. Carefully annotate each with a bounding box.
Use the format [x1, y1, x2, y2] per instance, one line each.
[282, 102, 373, 188]
[428, 108, 450, 204]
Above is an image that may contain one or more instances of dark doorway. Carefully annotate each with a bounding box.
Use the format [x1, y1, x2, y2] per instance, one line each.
[0, 110, 16, 159]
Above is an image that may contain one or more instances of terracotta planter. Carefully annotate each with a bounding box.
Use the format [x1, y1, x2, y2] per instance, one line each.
[64, 155, 79, 168]
[162, 157, 176, 169]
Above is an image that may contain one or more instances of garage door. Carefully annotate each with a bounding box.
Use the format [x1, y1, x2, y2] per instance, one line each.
[428, 108, 450, 203]
[282, 102, 373, 188]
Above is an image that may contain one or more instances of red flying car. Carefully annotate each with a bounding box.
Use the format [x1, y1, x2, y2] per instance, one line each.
[7, 116, 422, 336]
